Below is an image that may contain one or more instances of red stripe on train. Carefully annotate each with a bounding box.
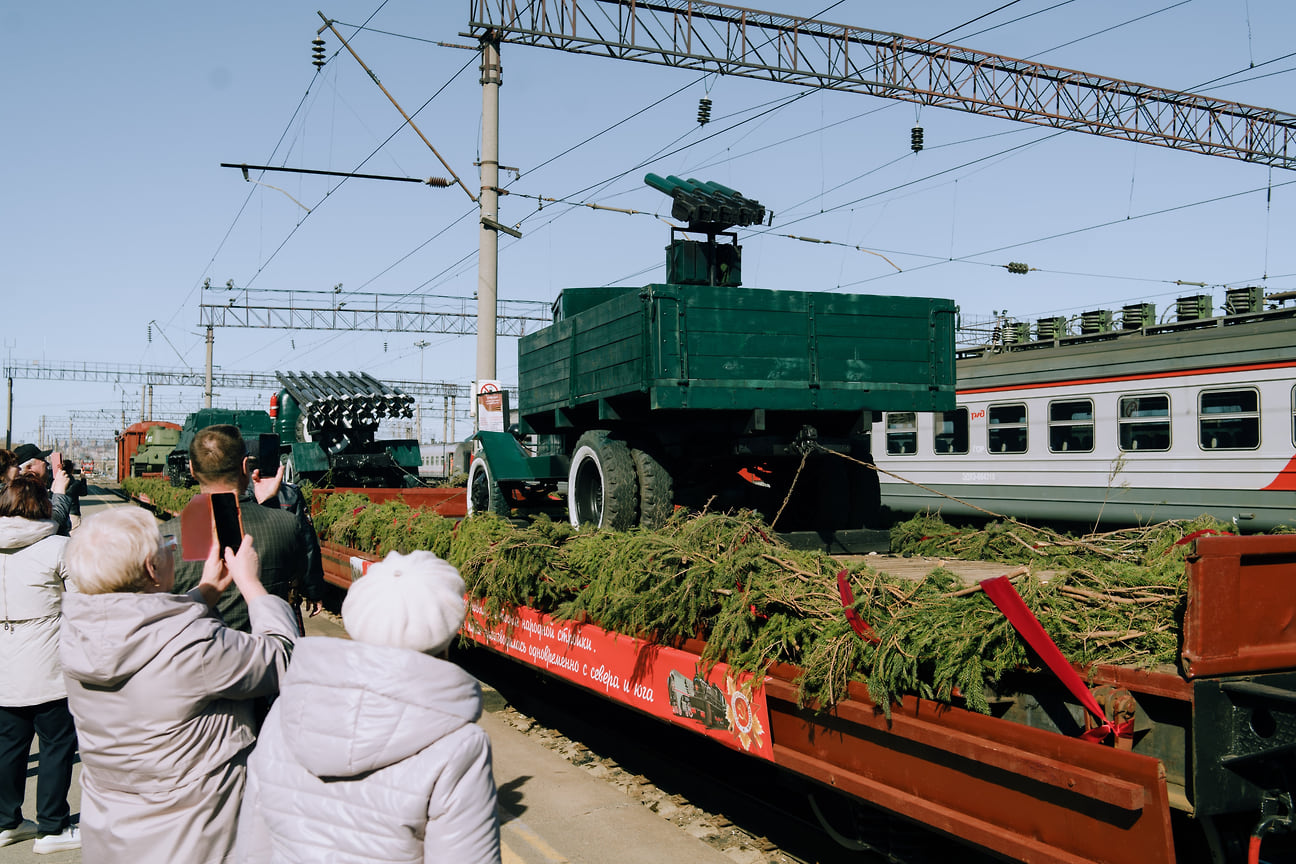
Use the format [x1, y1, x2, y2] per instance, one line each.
[1263, 455, 1296, 491]
[959, 360, 1296, 395]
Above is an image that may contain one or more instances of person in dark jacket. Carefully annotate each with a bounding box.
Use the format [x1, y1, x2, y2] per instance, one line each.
[248, 467, 324, 620]
[236, 550, 500, 863]
[166, 426, 306, 632]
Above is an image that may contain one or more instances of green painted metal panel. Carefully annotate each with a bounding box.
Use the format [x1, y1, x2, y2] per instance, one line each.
[519, 282, 955, 430]
[288, 442, 330, 472]
[474, 430, 568, 482]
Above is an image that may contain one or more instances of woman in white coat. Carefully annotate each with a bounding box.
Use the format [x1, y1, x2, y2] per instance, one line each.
[60, 506, 298, 864]
[238, 550, 501, 863]
[0, 475, 79, 854]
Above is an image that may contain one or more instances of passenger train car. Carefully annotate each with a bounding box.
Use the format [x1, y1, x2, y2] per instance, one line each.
[873, 293, 1296, 531]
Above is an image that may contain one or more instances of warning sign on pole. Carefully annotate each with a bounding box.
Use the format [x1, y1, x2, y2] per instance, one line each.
[476, 379, 506, 433]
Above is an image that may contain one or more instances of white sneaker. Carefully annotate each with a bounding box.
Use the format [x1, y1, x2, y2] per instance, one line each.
[33, 825, 80, 854]
[0, 819, 37, 847]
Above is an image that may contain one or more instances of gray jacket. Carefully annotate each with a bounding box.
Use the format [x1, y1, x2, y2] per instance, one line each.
[60, 589, 298, 863]
[237, 637, 501, 864]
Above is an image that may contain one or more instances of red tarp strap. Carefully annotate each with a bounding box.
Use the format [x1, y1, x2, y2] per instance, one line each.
[836, 569, 881, 645]
[981, 575, 1133, 745]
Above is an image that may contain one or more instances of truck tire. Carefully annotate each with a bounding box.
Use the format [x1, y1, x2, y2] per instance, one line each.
[568, 431, 636, 530]
[468, 454, 511, 518]
[631, 447, 674, 529]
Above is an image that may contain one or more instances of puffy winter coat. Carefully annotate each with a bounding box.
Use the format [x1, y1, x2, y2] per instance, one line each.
[60, 590, 298, 864]
[237, 637, 501, 863]
[0, 516, 69, 707]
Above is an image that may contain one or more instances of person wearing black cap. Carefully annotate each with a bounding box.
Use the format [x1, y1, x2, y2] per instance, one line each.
[12, 446, 73, 536]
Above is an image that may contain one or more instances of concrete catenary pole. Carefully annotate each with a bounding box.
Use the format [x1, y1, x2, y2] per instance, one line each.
[476, 34, 501, 386]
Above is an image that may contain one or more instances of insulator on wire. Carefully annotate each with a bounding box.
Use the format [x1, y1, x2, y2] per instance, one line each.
[312, 37, 326, 69]
[424, 176, 452, 188]
[697, 96, 712, 126]
[1006, 261, 1030, 275]
[147, 324, 152, 343]
[910, 125, 924, 153]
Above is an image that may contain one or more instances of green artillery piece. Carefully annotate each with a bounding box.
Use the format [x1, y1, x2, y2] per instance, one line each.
[645, 174, 768, 286]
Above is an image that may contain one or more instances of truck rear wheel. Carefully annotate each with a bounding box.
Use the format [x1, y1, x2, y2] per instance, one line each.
[631, 447, 674, 529]
[468, 454, 511, 518]
[568, 431, 636, 530]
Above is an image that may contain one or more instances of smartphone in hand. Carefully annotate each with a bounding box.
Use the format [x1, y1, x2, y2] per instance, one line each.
[210, 492, 244, 556]
[250, 433, 281, 477]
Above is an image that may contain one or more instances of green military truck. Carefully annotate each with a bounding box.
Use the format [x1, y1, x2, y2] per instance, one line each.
[270, 371, 420, 488]
[167, 407, 274, 487]
[167, 373, 421, 489]
[468, 177, 956, 533]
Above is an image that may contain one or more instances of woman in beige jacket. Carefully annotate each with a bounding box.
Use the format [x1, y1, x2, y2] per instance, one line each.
[60, 506, 298, 863]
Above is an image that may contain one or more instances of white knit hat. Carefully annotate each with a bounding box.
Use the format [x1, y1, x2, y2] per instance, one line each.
[342, 550, 467, 655]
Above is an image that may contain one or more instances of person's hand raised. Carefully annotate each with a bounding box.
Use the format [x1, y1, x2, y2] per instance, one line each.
[50, 451, 70, 494]
[223, 534, 266, 600]
[252, 464, 285, 504]
[197, 533, 235, 609]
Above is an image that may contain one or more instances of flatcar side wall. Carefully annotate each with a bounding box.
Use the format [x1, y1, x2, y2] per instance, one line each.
[764, 676, 1176, 864]
[1183, 533, 1296, 677]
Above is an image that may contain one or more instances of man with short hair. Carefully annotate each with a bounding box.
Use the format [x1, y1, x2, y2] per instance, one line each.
[166, 426, 307, 632]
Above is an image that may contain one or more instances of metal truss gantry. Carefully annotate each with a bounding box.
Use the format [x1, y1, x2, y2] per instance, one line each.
[467, 0, 1296, 169]
[199, 287, 553, 337]
[3, 360, 474, 400]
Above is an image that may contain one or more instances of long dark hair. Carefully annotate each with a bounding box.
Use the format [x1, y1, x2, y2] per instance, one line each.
[0, 474, 53, 520]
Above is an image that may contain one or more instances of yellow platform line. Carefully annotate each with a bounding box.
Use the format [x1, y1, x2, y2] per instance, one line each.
[500, 808, 571, 863]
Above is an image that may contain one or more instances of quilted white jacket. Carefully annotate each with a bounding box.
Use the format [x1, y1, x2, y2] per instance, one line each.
[0, 516, 69, 707]
[237, 636, 501, 863]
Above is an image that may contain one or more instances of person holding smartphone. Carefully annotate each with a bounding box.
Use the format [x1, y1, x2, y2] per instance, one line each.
[59, 506, 297, 863]
[11, 445, 73, 536]
[164, 426, 307, 633]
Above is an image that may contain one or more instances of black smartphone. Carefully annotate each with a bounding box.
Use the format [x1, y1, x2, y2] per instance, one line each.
[250, 433, 281, 477]
[210, 492, 244, 556]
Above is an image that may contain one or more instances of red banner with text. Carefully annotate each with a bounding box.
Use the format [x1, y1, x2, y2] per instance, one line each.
[463, 600, 773, 761]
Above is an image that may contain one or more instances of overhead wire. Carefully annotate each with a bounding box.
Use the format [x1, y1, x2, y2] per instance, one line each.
[225, 0, 1296, 374]
[835, 174, 1296, 292]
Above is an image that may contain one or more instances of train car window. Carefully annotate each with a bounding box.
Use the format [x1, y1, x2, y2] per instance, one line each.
[1048, 399, 1094, 453]
[933, 408, 969, 454]
[1199, 388, 1259, 450]
[886, 412, 918, 455]
[988, 403, 1028, 454]
[1118, 394, 1171, 451]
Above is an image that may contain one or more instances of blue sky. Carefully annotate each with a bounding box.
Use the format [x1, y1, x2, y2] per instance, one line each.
[5, 0, 1295, 452]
